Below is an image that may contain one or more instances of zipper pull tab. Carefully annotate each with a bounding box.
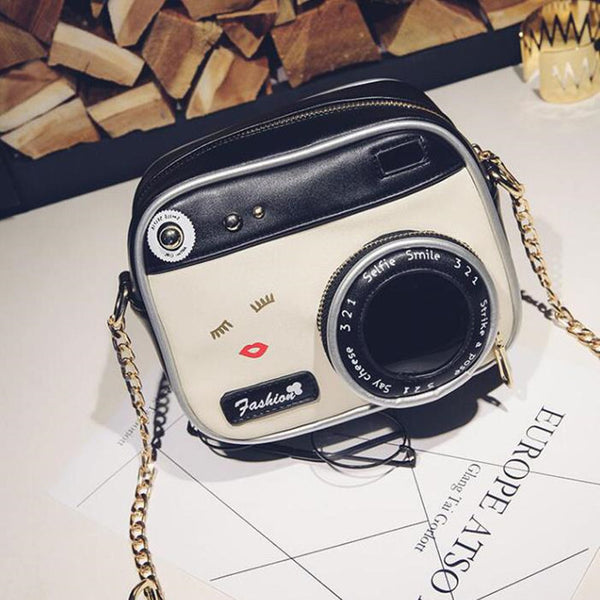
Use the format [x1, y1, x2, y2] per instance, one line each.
[494, 334, 513, 387]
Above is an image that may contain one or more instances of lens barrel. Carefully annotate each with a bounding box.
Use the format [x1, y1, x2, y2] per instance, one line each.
[318, 232, 498, 407]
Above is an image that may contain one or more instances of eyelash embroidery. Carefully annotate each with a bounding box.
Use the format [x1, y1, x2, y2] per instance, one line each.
[210, 319, 234, 340]
[250, 293, 275, 313]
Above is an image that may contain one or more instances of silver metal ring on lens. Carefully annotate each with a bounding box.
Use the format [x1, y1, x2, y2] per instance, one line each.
[326, 236, 499, 408]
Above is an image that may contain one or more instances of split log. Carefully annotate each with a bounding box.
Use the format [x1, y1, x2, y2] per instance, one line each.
[90, 1, 105, 19]
[186, 47, 234, 117]
[143, 10, 221, 99]
[186, 47, 269, 118]
[217, 0, 279, 19]
[479, 0, 548, 29]
[87, 81, 175, 137]
[0, 61, 75, 132]
[1, 97, 100, 158]
[108, 0, 165, 47]
[220, 21, 263, 57]
[0, 19, 47, 70]
[218, 0, 278, 58]
[201, 51, 268, 113]
[0, 0, 64, 43]
[275, 0, 296, 26]
[271, 0, 380, 88]
[181, 0, 254, 20]
[375, 0, 486, 56]
[48, 21, 144, 86]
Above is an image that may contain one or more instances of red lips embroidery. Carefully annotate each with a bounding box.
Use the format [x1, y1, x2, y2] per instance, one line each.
[239, 342, 269, 359]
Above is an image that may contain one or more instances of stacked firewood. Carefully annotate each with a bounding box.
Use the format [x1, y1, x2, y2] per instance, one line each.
[0, 0, 543, 159]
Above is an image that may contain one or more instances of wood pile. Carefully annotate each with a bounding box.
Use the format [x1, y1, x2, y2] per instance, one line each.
[0, 0, 541, 159]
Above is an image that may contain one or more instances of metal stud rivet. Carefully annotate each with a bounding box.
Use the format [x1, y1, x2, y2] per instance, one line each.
[252, 205, 265, 219]
[158, 223, 184, 251]
[224, 213, 242, 231]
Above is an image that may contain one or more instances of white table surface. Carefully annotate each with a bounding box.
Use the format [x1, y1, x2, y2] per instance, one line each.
[1, 66, 599, 599]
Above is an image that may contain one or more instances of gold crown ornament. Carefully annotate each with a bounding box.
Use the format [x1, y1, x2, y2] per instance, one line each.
[520, 0, 600, 103]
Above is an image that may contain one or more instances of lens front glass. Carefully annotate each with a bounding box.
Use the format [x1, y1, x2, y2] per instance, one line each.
[363, 271, 470, 376]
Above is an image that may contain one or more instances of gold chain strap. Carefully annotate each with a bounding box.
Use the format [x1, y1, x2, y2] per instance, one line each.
[474, 146, 600, 359]
[108, 273, 165, 600]
[107, 147, 599, 599]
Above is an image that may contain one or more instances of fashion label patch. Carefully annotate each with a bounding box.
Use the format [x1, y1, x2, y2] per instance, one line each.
[220, 372, 319, 425]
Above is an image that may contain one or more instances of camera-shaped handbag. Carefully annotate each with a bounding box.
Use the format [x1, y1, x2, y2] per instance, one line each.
[124, 79, 520, 443]
[108, 79, 598, 600]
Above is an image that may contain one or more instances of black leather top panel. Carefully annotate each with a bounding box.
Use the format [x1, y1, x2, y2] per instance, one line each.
[142, 129, 464, 275]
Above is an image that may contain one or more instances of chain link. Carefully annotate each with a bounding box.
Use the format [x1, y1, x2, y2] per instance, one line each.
[108, 273, 165, 600]
[474, 145, 600, 359]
